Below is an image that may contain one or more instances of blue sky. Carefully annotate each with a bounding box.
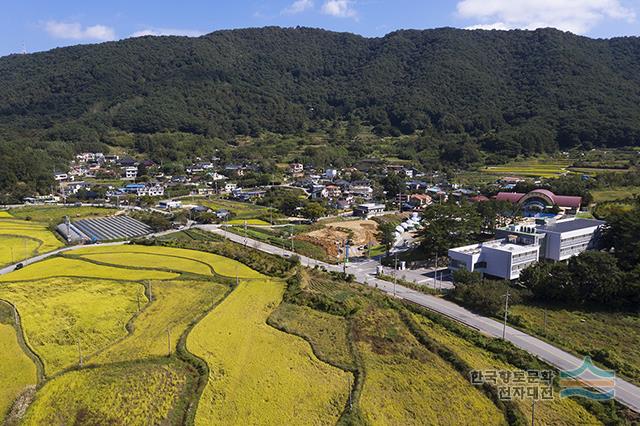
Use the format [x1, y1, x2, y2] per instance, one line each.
[2, 0, 640, 57]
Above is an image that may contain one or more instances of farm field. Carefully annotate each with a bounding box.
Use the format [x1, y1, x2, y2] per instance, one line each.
[481, 158, 572, 178]
[411, 313, 600, 424]
[0, 257, 178, 282]
[182, 197, 273, 220]
[591, 186, 640, 203]
[0, 243, 236, 425]
[0, 236, 41, 267]
[8, 205, 117, 225]
[511, 304, 640, 384]
[226, 218, 270, 225]
[0, 278, 143, 375]
[92, 279, 227, 364]
[269, 302, 356, 370]
[0, 219, 64, 266]
[0, 303, 37, 421]
[187, 279, 350, 425]
[69, 244, 264, 279]
[0, 211, 12, 218]
[354, 307, 504, 425]
[21, 358, 195, 426]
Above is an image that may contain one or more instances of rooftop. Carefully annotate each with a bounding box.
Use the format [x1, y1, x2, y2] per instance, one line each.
[537, 218, 605, 233]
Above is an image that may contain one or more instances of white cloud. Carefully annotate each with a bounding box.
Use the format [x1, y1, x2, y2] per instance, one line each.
[321, 0, 357, 18]
[44, 21, 116, 41]
[457, 0, 636, 34]
[282, 0, 314, 15]
[130, 28, 204, 38]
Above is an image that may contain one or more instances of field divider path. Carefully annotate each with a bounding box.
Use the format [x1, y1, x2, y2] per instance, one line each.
[0, 299, 45, 384]
[199, 224, 640, 414]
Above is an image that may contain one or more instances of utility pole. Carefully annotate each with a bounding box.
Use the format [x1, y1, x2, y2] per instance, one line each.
[244, 220, 247, 246]
[167, 328, 171, 356]
[434, 251, 438, 289]
[136, 293, 141, 312]
[531, 399, 536, 426]
[394, 252, 398, 297]
[77, 338, 83, 368]
[502, 290, 510, 340]
[348, 375, 353, 411]
[543, 309, 548, 336]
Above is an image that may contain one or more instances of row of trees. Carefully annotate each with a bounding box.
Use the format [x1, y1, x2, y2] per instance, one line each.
[520, 199, 640, 310]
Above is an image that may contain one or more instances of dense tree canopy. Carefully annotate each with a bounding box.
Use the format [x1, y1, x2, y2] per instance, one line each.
[4, 27, 640, 196]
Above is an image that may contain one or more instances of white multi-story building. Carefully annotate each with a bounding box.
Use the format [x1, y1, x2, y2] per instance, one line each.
[449, 237, 540, 280]
[450, 218, 605, 280]
[535, 218, 605, 261]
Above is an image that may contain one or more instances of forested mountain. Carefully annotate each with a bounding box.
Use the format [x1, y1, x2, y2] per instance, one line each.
[2, 26, 640, 196]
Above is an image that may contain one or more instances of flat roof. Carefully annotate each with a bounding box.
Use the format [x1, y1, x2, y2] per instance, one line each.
[537, 218, 605, 233]
[482, 239, 539, 254]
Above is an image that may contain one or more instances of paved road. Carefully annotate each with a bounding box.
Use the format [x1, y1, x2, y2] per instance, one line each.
[200, 224, 640, 413]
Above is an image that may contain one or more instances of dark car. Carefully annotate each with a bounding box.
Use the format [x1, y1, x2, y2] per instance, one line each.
[14, 263, 24, 271]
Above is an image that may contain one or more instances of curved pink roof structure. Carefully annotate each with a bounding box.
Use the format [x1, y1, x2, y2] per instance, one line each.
[495, 189, 582, 209]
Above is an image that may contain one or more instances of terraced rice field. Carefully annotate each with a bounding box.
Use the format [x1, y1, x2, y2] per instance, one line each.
[188, 279, 351, 425]
[0, 211, 12, 218]
[69, 245, 264, 279]
[0, 219, 64, 266]
[354, 307, 504, 425]
[0, 304, 37, 421]
[0, 236, 41, 267]
[92, 280, 227, 364]
[0, 278, 144, 375]
[269, 302, 356, 370]
[21, 359, 194, 426]
[0, 257, 178, 282]
[482, 159, 573, 178]
[410, 314, 600, 424]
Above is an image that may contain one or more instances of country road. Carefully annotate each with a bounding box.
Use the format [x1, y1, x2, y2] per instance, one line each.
[199, 224, 640, 414]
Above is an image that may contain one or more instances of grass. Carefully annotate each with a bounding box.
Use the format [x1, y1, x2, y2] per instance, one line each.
[0, 257, 179, 282]
[0, 278, 142, 375]
[0, 304, 37, 421]
[182, 197, 272, 220]
[353, 306, 505, 425]
[269, 302, 356, 370]
[92, 280, 227, 364]
[8, 206, 117, 225]
[227, 225, 335, 263]
[411, 313, 600, 424]
[73, 244, 264, 278]
[511, 303, 640, 384]
[0, 219, 64, 256]
[187, 279, 351, 425]
[21, 358, 194, 426]
[591, 187, 640, 203]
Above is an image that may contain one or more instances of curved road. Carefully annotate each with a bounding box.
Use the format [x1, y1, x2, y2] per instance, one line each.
[199, 224, 640, 414]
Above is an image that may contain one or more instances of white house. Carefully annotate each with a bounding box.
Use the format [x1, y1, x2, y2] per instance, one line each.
[159, 200, 182, 209]
[353, 203, 385, 218]
[123, 166, 138, 180]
